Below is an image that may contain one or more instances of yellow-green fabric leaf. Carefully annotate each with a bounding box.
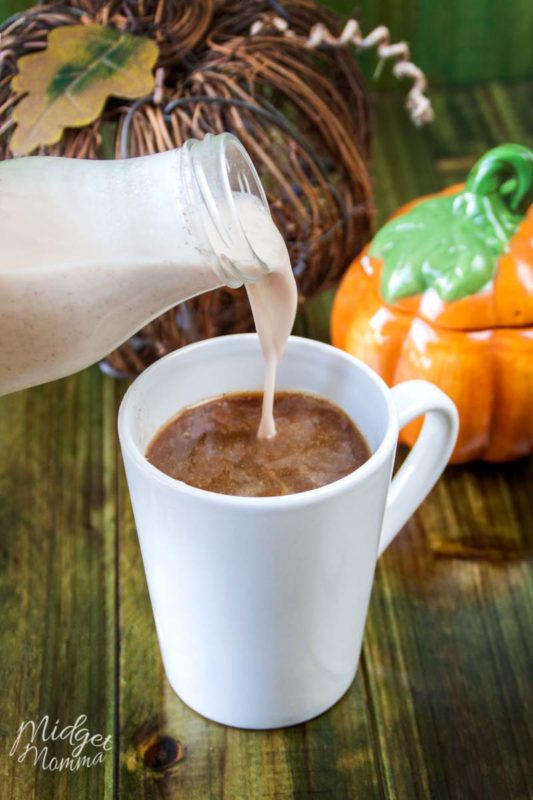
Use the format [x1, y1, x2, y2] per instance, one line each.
[10, 24, 158, 156]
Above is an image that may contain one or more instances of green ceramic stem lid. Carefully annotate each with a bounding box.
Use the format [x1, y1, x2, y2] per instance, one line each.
[370, 143, 533, 304]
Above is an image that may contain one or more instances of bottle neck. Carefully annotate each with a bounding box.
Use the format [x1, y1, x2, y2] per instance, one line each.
[181, 133, 273, 288]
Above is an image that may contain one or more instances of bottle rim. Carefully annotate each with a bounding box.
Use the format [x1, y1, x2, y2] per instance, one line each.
[184, 133, 271, 286]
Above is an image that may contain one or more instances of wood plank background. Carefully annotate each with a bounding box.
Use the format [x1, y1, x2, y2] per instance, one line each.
[327, 0, 533, 86]
[0, 83, 532, 799]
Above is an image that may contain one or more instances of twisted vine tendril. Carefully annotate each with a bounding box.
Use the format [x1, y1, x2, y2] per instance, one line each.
[250, 15, 434, 126]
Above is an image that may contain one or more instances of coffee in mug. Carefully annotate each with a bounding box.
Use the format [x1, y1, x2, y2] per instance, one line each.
[145, 391, 371, 497]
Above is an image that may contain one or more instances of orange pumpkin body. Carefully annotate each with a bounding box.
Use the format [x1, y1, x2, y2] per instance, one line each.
[331, 185, 533, 464]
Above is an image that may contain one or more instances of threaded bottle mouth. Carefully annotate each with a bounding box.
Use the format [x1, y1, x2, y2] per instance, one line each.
[184, 133, 272, 286]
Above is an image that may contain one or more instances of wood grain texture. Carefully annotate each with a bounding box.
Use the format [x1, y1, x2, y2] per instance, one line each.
[323, 0, 533, 87]
[0, 370, 117, 798]
[0, 82, 532, 799]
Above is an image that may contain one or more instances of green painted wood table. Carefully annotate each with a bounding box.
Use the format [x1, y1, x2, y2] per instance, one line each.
[0, 83, 532, 800]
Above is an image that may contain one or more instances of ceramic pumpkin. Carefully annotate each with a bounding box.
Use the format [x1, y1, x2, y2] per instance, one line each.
[331, 144, 533, 463]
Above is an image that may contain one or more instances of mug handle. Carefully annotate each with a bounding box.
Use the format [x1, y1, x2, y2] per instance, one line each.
[378, 380, 459, 557]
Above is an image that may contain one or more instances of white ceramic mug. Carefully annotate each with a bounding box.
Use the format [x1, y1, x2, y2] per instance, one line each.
[118, 334, 458, 729]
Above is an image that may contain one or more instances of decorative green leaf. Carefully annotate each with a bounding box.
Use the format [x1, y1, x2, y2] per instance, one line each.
[10, 24, 159, 156]
[372, 194, 503, 302]
[371, 144, 533, 303]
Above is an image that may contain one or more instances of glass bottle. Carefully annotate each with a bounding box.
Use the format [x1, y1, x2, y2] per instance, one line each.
[0, 133, 274, 395]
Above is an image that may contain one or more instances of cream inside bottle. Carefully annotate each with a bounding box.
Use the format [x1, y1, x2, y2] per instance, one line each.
[0, 134, 297, 422]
